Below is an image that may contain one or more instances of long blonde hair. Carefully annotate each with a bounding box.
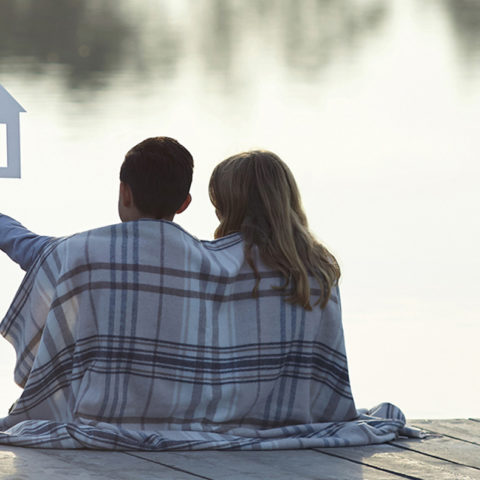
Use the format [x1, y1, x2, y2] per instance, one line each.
[209, 150, 340, 309]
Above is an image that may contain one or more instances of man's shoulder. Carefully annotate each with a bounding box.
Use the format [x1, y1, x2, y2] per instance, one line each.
[64, 220, 199, 246]
[56, 220, 244, 261]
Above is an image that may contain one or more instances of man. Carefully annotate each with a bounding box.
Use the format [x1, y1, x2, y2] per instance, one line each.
[0, 136, 194, 270]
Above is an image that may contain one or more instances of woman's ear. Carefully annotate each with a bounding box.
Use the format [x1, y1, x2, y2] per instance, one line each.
[176, 194, 192, 214]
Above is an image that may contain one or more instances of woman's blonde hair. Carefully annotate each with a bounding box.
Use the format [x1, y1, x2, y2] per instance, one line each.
[209, 150, 340, 310]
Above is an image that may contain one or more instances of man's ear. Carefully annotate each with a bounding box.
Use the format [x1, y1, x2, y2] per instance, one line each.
[176, 193, 192, 214]
[120, 181, 133, 207]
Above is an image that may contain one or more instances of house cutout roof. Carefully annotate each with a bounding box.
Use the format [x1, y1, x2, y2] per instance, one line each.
[0, 84, 26, 121]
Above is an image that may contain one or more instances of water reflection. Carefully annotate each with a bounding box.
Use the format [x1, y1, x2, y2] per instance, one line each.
[281, 0, 387, 75]
[2, 0, 480, 90]
[443, 0, 480, 71]
[0, 0, 389, 90]
[0, 0, 132, 88]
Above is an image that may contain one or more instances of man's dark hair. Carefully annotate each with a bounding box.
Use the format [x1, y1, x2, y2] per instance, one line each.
[120, 137, 194, 219]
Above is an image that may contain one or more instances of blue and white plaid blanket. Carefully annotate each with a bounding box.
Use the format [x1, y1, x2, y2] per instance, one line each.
[0, 220, 412, 449]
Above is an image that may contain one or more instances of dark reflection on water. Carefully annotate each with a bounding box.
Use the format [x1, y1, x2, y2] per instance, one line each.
[281, 0, 387, 75]
[202, 0, 235, 75]
[443, 0, 480, 70]
[0, 0, 389, 90]
[1, 0, 479, 91]
[0, 0, 132, 88]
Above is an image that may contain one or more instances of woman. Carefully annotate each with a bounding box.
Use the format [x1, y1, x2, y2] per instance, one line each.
[205, 150, 411, 444]
[209, 149, 339, 311]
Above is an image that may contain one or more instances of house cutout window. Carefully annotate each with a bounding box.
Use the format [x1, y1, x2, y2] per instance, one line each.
[0, 124, 7, 168]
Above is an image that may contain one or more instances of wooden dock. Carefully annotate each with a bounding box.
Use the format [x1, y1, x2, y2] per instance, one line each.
[0, 419, 478, 479]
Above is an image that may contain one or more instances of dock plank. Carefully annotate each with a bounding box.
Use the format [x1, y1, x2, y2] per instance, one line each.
[0, 447, 203, 480]
[411, 419, 480, 444]
[315, 442, 480, 480]
[392, 436, 480, 469]
[129, 449, 403, 480]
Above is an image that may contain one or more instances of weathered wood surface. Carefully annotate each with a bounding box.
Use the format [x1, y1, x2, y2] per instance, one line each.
[315, 441, 478, 480]
[129, 449, 400, 479]
[0, 419, 478, 479]
[411, 419, 480, 445]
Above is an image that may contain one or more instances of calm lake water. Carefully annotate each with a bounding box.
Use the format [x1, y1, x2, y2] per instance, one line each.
[0, 0, 479, 419]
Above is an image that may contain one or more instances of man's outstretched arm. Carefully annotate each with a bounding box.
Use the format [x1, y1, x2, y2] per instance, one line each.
[0, 214, 55, 271]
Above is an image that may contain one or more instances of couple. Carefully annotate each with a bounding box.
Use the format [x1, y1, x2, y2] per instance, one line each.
[0, 137, 414, 449]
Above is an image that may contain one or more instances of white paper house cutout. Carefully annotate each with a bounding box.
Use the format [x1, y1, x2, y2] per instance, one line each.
[0, 85, 25, 178]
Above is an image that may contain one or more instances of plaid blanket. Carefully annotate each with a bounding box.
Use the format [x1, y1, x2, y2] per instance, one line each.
[0, 220, 411, 449]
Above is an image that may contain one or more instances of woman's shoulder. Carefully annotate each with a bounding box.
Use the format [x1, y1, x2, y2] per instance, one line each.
[201, 232, 243, 251]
